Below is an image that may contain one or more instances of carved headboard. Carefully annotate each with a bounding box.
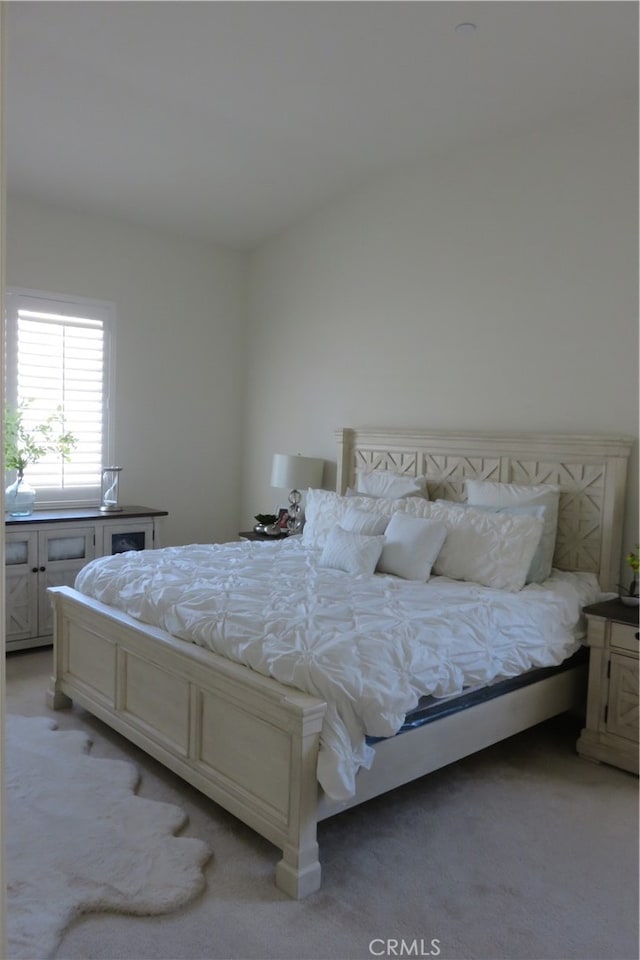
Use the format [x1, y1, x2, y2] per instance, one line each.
[335, 427, 633, 591]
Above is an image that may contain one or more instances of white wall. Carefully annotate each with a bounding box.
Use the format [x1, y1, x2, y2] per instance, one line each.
[6, 105, 637, 572]
[6, 195, 247, 546]
[244, 106, 639, 578]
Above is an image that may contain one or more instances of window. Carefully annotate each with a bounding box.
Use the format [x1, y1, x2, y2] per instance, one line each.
[5, 289, 115, 508]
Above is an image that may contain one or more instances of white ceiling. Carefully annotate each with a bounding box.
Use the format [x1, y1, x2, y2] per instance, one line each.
[5, 2, 637, 250]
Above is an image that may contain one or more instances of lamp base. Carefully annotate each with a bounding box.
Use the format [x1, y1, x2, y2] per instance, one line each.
[287, 488, 303, 535]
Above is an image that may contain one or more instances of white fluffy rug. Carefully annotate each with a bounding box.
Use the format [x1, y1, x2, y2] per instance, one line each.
[6, 715, 211, 960]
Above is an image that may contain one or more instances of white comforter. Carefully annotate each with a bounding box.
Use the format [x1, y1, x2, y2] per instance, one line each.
[75, 538, 605, 800]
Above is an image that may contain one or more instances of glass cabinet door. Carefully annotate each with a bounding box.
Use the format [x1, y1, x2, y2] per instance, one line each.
[38, 526, 96, 637]
[5, 530, 39, 642]
[101, 521, 154, 556]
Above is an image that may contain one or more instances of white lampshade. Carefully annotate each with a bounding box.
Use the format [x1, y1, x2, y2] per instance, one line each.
[271, 453, 324, 491]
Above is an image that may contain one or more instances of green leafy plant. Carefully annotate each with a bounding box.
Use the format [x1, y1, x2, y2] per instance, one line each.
[618, 544, 639, 597]
[254, 513, 277, 526]
[5, 404, 77, 476]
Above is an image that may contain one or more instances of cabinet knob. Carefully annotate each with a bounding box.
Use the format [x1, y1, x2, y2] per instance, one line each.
[31, 567, 38, 574]
[39, 565, 46, 573]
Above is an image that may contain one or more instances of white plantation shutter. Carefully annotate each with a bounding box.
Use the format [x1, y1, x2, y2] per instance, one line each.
[6, 290, 115, 507]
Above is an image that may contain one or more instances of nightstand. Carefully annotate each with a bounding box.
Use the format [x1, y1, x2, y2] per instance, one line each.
[239, 530, 289, 542]
[577, 598, 639, 774]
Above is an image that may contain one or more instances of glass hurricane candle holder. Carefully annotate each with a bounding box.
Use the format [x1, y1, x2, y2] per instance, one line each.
[100, 466, 123, 512]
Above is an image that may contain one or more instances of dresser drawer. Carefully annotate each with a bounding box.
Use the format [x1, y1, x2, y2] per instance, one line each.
[610, 621, 640, 654]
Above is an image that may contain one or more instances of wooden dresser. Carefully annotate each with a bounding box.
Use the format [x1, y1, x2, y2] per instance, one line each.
[5, 505, 167, 653]
[577, 598, 639, 774]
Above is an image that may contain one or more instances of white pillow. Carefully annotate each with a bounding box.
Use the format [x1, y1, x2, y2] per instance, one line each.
[318, 526, 384, 576]
[303, 490, 355, 548]
[340, 505, 390, 536]
[303, 489, 407, 549]
[430, 500, 544, 592]
[355, 469, 428, 500]
[377, 513, 448, 582]
[395, 497, 434, 521]
[435, 500, 549, 584]
[465, 480, 560, 583]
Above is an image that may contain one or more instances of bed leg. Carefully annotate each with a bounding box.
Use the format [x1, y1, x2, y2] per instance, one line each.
[48, 590, 72, 709]
[275, 841, 321, 899]
[274, 703, 325, 898]
[47, 675, 72, 710]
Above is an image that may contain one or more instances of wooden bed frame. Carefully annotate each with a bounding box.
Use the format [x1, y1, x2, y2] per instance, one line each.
[48, 428, 632, 898]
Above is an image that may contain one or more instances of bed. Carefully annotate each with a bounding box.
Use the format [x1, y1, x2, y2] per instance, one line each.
[47, 427, 632, 898]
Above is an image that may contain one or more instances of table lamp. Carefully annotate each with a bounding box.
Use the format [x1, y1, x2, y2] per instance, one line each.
[270, 453, 324, 534]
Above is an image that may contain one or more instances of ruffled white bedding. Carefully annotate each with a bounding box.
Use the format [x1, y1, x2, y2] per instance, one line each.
[75, 538, 605, 801]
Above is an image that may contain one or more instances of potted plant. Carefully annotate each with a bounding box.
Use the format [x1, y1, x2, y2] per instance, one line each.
[619, 544, 639, 606]
[5, 404, 77, 516]
[253, 512, 278, 533]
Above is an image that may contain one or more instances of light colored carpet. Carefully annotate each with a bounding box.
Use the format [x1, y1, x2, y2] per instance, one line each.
[6, 649, 639, 960]
[6, 710, 211, 960]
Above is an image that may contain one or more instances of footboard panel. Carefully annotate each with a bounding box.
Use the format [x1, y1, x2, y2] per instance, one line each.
[48, 586, 326, 898]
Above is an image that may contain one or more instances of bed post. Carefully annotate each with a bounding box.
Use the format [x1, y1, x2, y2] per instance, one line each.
[275, 700, 326, 899]
[46, 590, 72, 710]
[335, 428, 355, 494]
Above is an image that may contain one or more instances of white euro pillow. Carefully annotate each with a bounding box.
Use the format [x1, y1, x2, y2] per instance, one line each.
[318, 526, 385, 576]
[303, 489, 412, 549]
[430, 500, 544, 592]
[435, 500, 549, 584]
[377, 512, 448, 582]
[465, 480, 560, 583]
[355, 469, 428, 500]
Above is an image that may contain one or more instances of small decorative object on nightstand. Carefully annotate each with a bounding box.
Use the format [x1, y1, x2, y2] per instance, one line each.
[577, 598, 639, 774]
[619, 544, 639, 606]
[239, 529, 288, 542]
[253, 513, 278, 534]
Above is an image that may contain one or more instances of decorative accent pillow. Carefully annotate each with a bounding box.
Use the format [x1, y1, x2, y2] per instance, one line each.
[430, 500, 544, 592]
[318, 526, 385, 576]
[302, 489, 407, 549]
[354, 469, 428, 500]
[377, 513, 448, 582]
[435, 500, 549, 584]
[340, 505, 390, 536]
[465, 480, 560, 583]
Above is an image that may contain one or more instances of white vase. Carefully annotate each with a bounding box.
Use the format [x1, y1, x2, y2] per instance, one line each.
[5, 473, 36, 517]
